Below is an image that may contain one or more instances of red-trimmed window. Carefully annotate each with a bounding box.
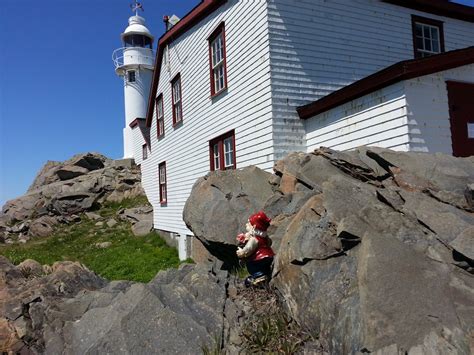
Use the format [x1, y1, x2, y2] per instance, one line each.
[158, 162, 167, 204]
[412, 15, 445, 58]
[156, 94, 164, 138]
[171, 74, 183, 126]
[209, 130, 235, 171]
[142, 143, 148, 160]
[208, 22, 227, 96]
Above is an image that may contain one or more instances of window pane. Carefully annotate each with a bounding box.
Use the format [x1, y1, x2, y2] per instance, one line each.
[128, 71, 136, 82]
[423, 26, 430, 38]
[416, 37, 424, 50]
[159, 119, 164, 135]
[415, 24, 422, 37]
[432, 40, 439, 53]
[431, 27, 438, 41]
[424, 38, 431, 52]
[224, 137, 233, 167]
[213, 144, 220, 170]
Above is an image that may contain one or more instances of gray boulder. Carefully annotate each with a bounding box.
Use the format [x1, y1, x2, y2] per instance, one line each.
[184, 147, 474, 354]
[183, 166, 274, 265]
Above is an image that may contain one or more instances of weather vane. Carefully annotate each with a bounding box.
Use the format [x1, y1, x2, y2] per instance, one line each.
[130, 0, 144, 16]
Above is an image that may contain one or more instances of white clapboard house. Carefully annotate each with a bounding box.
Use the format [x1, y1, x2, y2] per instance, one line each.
[122, 0, 474, 259]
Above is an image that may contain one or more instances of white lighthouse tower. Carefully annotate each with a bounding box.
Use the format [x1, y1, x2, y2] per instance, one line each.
[113, 2, 154, 159]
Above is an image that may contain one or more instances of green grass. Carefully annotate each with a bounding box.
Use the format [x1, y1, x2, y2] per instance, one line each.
[0, 197, 181, 282]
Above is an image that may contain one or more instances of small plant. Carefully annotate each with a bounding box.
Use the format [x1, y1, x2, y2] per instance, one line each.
[201, 333, 223, 355]
[18, 265, 33, 278]
[239, 287, 314, 354]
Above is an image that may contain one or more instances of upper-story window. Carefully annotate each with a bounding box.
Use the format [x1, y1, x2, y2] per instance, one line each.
[142, 143, 148, 160]
[128, 70, 136, 83]
[209, 130, 235, 171]
[171, 74, 183, 126]
[412, 15, 445, 58]
[156, 94, 164, 138]
[208, 22, 227, 96]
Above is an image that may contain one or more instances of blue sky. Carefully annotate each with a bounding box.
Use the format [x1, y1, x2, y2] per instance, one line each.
[1, 0, 474, 208]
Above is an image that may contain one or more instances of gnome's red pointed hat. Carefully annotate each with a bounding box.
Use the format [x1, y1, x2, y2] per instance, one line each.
[249, 211, 271, 232]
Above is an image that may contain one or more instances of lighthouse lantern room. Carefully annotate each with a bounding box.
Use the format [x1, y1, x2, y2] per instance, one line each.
[113, 1, 154, 159]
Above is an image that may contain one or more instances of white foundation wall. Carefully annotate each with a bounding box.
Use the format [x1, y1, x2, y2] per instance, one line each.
[405, 64, 474, 154]
[305, 82, 410, 152]
[267, 0, 474, 159]
[140, 0, 274, 236]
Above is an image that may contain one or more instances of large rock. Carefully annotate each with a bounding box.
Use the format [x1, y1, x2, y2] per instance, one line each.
[0, 256, 239, 354]
[1, 152, 145, 240]
[183, 166, 275, 266]
[184, 147, 474, 354]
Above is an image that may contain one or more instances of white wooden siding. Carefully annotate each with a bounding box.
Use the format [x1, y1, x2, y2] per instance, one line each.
[140, 0, 274, 235]
[405, 64, 474, 154]
[130, 126, 146, 165]
[305, 82, 410, 152]
[268, 0, 474, 159]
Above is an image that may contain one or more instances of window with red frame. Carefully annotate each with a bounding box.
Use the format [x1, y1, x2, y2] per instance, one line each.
[156, 94, 164, 137]
[171, 74, 182, 126]
[209, 130, 235, 171]
[142, 143, 148, 160]
[208, 22, 227, 96]
[412, 15, 445, 58]
[158, 162, 167, 204]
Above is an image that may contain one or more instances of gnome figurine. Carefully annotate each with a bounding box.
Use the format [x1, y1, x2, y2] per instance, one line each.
[236, 211, 275, 287]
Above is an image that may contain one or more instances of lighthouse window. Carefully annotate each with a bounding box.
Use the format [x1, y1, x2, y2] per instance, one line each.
[123, 34, 152, 48]
[128, 71, 136, 83]
[171, 74, 182, 126]
[208, 22, 227, 97]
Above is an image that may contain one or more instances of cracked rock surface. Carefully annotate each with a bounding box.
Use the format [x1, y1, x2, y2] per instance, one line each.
[184, 147, 474, 354]
[0, 256, 242, 354]
[0, 153, 145, 243]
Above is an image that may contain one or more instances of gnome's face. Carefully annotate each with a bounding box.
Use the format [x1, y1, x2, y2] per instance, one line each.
[246, 221, 254, 234]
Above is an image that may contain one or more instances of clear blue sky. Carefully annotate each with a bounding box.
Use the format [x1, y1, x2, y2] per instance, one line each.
[0, 0, 196, 207]
[1, 0, 474, 208]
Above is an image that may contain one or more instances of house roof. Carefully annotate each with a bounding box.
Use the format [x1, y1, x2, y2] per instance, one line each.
[297, 46, 474, 120]
[145, 0, 227, 127]
[382, 0, 474, 23]
[145, 0, 474, 127]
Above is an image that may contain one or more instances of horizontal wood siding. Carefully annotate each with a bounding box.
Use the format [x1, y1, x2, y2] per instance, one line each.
[268, 0, 474, 158]
[405, 64, 474, 154]
[130, 127, 146, 165]
[306, 82, 410, 151]
[140, 0, 273, 235]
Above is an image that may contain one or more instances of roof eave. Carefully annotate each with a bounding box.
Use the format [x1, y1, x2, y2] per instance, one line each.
[145, 0, 227, 127]
[297, 46, 474, 120]
[382, 0, 474, 23]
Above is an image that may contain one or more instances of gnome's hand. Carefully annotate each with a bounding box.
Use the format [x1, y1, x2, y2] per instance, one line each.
[236, 247, 245, 258]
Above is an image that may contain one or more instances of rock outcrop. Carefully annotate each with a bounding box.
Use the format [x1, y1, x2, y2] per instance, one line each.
[1, 147, 473, 354]
[0, 256, 244, 354]
[0, 153, 145, 243]
[184, 147, 474, 354]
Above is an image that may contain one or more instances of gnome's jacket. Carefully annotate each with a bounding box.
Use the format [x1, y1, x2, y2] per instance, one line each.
[237, 235, 274, 261]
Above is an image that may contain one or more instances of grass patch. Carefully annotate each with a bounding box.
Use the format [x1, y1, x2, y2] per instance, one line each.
[0, 197, 180, 282]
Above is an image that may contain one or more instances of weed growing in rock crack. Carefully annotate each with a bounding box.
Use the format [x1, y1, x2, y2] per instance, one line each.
[239, 286, 314, 354]
[201, 333, 224, 355]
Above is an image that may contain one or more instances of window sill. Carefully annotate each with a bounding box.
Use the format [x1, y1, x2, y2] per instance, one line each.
[210, 87, 228, 100]
[160, 201, 167, 206]
[157, 133, 165, 140]
[173, 120, 183, 129]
